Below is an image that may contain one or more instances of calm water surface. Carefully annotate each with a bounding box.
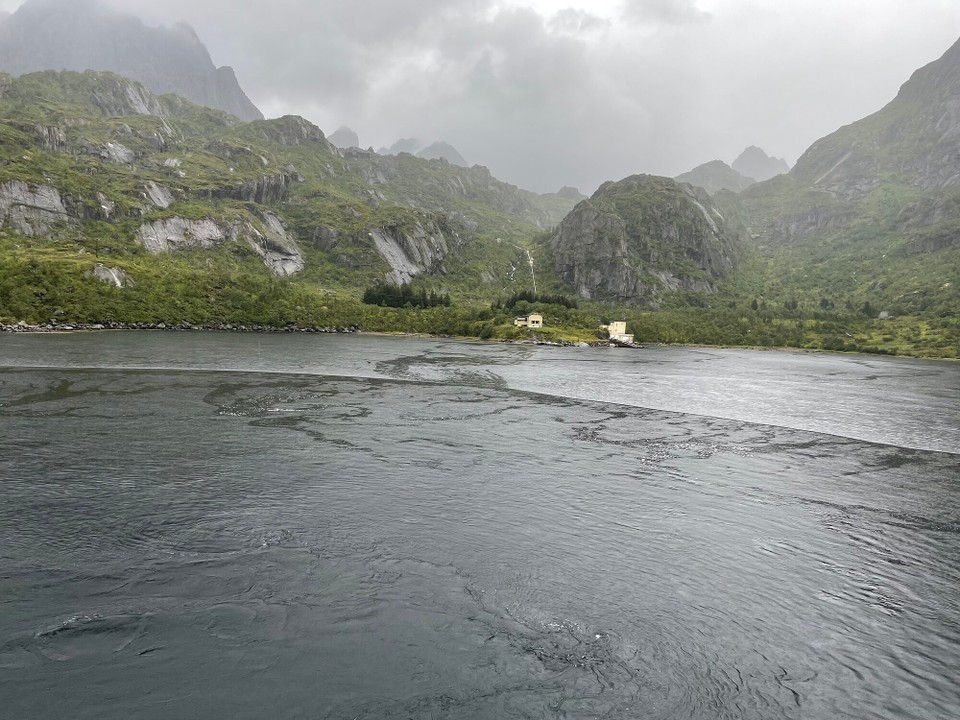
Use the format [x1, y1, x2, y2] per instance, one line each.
[1, 332, 958, 719]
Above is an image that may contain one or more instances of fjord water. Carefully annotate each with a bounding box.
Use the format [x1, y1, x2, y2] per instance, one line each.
[1, 333, 958, 719]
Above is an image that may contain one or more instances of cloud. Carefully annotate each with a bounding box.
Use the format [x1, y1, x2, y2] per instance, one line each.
[547, 9, 611, 36]
[619, 0, 709, 26]
[58, 0, 960, 193]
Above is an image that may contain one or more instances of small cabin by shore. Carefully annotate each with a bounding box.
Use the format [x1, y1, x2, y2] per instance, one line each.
[514, 313, 544, 329]
[601, 320, 634, 344]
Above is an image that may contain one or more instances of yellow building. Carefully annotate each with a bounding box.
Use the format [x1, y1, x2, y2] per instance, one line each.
[601, 320, 634, 344]
[514, 313, 544, 328]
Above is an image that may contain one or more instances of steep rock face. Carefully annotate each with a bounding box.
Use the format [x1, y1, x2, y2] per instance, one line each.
[136, 217, 226, 253]
[548, 175, 738, 304]
[0, 0, 263, 121]
[369, 221, 449, 284]
[676, 160, 756, 195]
[143, 182, 174, 210]
[201, 173, 295, 205]
[732, 147, 790, 182]
[0, 180, 75, 236]
[134, 213, 304, 276]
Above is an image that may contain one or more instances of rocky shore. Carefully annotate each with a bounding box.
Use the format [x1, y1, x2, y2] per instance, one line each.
[0, 322, 634, 349]
[0, 321, 360, 334]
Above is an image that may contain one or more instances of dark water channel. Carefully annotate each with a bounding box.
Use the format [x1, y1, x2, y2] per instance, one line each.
[1, 333, 958, 719]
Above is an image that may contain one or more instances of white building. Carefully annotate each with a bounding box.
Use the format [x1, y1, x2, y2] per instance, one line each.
[602, 321, 634, 344]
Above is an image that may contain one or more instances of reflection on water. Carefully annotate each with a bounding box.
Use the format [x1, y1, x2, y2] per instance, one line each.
[0, 334, 958, 719]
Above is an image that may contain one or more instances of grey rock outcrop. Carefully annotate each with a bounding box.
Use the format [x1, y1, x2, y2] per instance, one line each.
[548, 175, 739, 304]
[134, 213, 304, 276]
[369, 221, 449, 284]
[0, 0, 263, 121]
[136, 217, 226, 253]
[90, 263, 133, 287]
[33, 123, 66, 152]
[249, 212, 305, 276]
[232, 174, 293, 205]
[247, 115, 330, 148]
[0, 180, 74, 236]
[100, 141, 135, 164]
[143, 182, 174, 210]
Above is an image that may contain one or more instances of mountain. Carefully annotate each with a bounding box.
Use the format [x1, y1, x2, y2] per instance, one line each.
[729, 36, 960, 338]
[0, 70, 582, 328]
[0, 0, 263, 122]
[675, 160, 756, 195]
[376, 139, 469, 168]
[417, 141, 468, 167]
[328, 127, 360, 149]
[379, 138, 422, 155]
[742, 36, 960, 251]
[547, 175, 739, 304]
[732, 146, 789, 182]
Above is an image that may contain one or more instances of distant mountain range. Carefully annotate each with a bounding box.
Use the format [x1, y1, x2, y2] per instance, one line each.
[675, 147, 790, 196]
[329, 128, 470, 168]
[0, 0, 263, 122]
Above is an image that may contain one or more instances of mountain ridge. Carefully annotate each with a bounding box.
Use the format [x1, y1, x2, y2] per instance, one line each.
[0, 0, 263, 122]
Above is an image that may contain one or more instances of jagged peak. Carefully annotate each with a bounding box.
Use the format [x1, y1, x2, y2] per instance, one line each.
[0, 0, 263, 122]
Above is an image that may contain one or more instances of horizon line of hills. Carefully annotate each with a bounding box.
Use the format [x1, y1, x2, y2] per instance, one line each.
[0, 0, 957, 358]
[0, 0, 791, 197]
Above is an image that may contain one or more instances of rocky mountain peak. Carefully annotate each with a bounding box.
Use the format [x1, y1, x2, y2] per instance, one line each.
[417, 141, 468, 167]
[548, 174, 738, 304]
[0, 0, 263, 122]
[732, 146, 790, 182]
[328, 127, 360, 149]
[675, 160, 756, 195]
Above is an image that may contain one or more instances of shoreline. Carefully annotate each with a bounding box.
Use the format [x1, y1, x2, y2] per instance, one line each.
[0, 321, 361, 334]
[2, 321, 956, 361]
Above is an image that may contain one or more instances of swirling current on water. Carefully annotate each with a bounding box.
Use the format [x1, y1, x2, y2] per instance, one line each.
[0, 332, 958, 719]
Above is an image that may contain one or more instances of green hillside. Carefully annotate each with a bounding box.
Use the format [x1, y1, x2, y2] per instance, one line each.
[0, 69, 957, 357]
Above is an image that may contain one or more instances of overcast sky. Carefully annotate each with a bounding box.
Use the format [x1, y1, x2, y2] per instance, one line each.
[4, 0, 960, 193]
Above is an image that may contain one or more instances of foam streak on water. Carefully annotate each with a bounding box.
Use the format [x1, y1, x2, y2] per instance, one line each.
[0, 333, 958, 719]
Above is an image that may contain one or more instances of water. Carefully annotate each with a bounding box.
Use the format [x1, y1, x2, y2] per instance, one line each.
[1, 332, 958, 719]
